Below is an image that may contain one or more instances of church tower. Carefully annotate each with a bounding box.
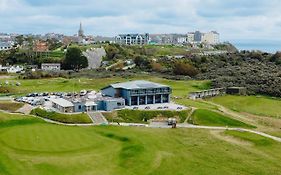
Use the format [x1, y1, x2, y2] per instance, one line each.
[78, 22, 84, 38]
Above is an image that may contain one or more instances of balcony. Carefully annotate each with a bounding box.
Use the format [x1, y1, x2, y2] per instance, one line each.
[130, 88, 171, 96]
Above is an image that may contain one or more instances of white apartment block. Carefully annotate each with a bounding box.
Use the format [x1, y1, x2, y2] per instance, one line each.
[115, 33, 150, 45]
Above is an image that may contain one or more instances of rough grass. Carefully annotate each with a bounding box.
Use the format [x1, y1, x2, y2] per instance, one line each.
[31, 108, 92, 124]
[5, 76, 210, 98]
[0, 115, 280, 175]
[224, 130, 276, 147]
[189, 109, 255, 128]
[105, 109, 191, 123]
[209, 95, 281, 119]
[0, 101, 24, 112]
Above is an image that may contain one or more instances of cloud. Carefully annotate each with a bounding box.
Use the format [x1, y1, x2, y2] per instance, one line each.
[0, 0, 281, 41]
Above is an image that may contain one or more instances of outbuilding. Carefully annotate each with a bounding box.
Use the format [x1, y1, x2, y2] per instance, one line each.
[51, 98, 74, 113]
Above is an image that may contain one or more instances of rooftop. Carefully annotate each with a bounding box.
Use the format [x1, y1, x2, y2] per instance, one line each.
[107, 80, 169, 90]
[50, 98, 74, 107]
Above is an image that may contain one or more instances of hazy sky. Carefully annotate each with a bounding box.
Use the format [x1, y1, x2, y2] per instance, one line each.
[1, 0, 281, 41]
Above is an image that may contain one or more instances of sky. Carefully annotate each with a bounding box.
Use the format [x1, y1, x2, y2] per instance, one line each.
[1, 0, 281, 42]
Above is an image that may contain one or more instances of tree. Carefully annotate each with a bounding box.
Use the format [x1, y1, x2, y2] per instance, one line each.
[134, 55, 151, 69]
[62, 47, 88, 71]
[173, 62, 199, 77]
[270, 52, 281, 64]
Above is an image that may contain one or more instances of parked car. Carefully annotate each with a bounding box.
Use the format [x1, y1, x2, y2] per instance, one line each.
[157, 107, 163, 109]
[145, 106, 150, 110]
[80, 90, 87, 96]
[133, 107, 139, 110]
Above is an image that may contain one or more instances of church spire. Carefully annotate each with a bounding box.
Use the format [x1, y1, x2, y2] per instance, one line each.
[78, 22, 84, 37]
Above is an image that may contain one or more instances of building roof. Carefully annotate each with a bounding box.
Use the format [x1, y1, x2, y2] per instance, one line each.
[105, 80, 169, 90]
[84, 101, 97, 106]
[42, 63, 61, 66]
[0, 42, 12, 47]
[50, 98, 74, 107]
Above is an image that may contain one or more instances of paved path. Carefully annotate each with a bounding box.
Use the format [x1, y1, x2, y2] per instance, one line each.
[87, 112, 108, 125]
[108, 122, 281, 143]
[184, 107, 196, 123]
[16, 104, 34, 115]
[177, 124, 281, 142]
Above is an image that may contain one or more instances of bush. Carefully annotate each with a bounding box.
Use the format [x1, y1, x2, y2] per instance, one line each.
[173, 62, 199, 77]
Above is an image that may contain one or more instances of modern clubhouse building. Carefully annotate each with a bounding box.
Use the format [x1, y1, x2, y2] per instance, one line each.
[101, 80, 172, 106]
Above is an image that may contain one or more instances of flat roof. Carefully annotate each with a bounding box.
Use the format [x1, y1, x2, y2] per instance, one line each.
[84, 101, 97, 106]
[107, 80, 169, 90]
[50, 98, 74, 107]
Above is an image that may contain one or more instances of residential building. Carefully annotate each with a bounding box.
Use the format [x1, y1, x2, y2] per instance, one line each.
[0, 42, 13, 51]
[187, 32, 195, 43]
[33, 41, 49, 52]
[41, 63, 61, 71]
[101, 80, 172, 106]
[194, 31, 202, 42]
[115, 33, 150, 45]
[202, 31, 220, 44]
[0, 65, 23, 73]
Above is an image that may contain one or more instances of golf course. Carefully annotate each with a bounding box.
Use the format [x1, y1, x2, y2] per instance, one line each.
[0, 76, 281, 175]
[0, 113, 281, 175]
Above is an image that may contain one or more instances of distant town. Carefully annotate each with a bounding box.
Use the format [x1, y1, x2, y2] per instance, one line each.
[0, 22, 220, 52]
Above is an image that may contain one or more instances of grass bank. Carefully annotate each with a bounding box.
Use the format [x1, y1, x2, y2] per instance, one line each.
[104, 109, 191, 123]
[209, 95, 281, 118]
[189, 109, 255, 128]
[0, 101, 24, 112]
[31, 108, 92, 124]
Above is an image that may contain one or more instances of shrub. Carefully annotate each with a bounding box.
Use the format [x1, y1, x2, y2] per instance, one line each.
[173, 62, 199, 77]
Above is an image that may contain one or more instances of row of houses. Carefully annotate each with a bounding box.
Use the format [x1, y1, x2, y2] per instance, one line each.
[0, 63, 61, 73]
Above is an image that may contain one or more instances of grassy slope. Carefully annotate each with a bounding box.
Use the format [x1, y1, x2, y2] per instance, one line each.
[0, 115, 280, 175]
[104, 109, 191, 123]
[189, 109, 255, 128]
[31, 108, 92, 124]
[209, 95, 281, 118]
[0, 102, 24, 112]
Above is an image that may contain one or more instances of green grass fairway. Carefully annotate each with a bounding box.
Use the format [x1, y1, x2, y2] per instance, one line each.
[209, 95, 281, 118]
[31, 108, 92, 124]
[104, 109, 191, 123]
[0, 114, 280, 175]
[189, 109, 255, 128]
